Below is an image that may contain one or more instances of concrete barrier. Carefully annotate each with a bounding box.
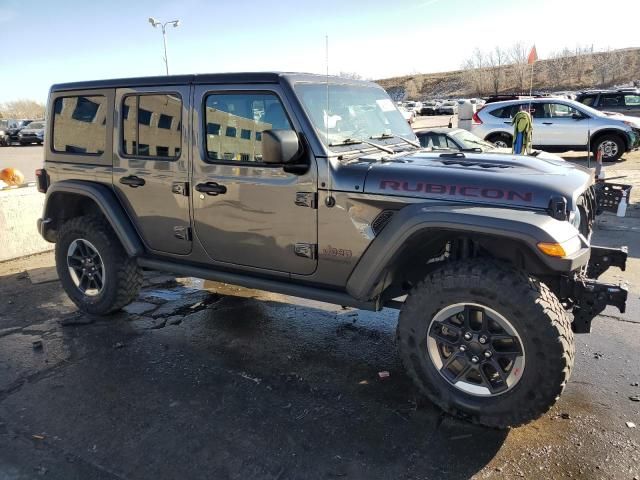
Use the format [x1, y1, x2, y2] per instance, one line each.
[0, 185, 53, 262]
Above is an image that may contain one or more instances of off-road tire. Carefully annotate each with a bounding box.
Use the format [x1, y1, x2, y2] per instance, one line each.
[593, 134, 624, 162]
[397, 260, 574, 428]
[56, 215, 142, 315]
[487, 132, 512, 148]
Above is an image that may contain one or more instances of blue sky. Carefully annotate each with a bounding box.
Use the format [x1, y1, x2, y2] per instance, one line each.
[0, 0, 637, 103]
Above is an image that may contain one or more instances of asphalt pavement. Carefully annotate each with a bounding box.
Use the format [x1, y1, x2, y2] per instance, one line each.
[0, 128, 639, 479]
[0, 145, 43, 184]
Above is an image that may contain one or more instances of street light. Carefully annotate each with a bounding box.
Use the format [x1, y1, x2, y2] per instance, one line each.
[148, 17, 180, 76]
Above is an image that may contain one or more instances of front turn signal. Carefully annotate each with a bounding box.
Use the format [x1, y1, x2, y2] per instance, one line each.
[537, 237, 582, 258]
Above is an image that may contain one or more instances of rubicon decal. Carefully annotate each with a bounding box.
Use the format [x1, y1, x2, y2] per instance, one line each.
[379, 180, 533, 202]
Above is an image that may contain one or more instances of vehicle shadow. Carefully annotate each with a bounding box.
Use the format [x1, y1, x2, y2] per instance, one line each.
[0, 272, 510, 480]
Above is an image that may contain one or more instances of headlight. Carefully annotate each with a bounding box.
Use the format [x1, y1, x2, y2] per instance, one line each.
[569, 208, 581, 230]
[0, 131, 4, 136]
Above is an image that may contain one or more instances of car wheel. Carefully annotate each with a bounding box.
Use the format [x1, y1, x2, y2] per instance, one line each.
[594, 134, 624, 162]
[397, 260, 574, 428]
[19, 141, 28, 146]
[487, 133, 512, 149]
[36, 141, 42, 145]
[56, 215, 143, 315]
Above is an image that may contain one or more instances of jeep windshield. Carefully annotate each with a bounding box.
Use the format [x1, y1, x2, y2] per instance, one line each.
[294, 82, 416, 150]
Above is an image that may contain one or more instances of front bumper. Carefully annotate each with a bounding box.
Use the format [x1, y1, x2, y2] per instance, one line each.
[566, 245, 628, 333]
[19, 135, 42, 143]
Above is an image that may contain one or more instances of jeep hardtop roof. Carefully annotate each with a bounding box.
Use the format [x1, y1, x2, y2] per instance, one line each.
[50, 72, 372, 92]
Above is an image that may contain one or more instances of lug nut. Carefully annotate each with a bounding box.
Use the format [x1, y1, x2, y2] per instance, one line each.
[471, 356, 479, 364]
[484, 350, 492, 358]
[479, 336, 487, 344]
[464, 332, 472, 341]
[459, 345, 467, 352]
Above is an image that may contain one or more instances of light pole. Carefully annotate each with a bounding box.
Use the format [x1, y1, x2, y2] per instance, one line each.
[148, 17, 180, 75]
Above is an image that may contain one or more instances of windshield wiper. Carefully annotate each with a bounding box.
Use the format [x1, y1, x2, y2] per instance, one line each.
[370, 133, 421, 148]
[329, 138, 394, 154]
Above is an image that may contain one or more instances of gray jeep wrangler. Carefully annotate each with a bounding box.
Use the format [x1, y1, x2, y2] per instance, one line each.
[36, 73, 629, 428]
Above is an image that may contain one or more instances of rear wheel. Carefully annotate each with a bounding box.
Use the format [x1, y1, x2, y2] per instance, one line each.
[593, 134, 624, 162]
[56, 215, 142, 315]
[487, 133, 512, 149]
[397, 260, 574, 428]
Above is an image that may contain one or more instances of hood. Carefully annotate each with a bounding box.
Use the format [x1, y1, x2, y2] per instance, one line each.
[20, 127, 44, 134]
[362, 151, 592, 211]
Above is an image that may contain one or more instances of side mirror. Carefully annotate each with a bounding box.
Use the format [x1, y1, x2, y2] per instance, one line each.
[572, 113, 585, 120]
[262, 129, 301, 164]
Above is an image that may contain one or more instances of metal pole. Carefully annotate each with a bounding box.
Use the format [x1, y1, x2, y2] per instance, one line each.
[161, 24, 169, 75]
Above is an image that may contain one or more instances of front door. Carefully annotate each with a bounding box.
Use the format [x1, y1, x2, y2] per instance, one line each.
[192, 86, 317, 275]
[113, 87, 192, 255]
[531, 102, 589, 147]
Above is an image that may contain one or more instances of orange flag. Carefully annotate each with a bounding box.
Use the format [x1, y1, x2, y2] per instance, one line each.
[527, 45, 538, 64]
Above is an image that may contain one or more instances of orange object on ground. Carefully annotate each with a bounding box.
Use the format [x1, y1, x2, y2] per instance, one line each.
[0, 168, 25, 186]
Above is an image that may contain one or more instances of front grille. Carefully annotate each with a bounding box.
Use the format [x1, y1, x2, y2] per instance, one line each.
[371, 210, 395, 235]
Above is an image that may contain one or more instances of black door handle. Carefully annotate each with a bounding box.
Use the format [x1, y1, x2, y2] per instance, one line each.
[542, 122, 553, 125]
[503, 121, 512, 124]
[196, 182, 227, 196]
[120, 175, 145, 187]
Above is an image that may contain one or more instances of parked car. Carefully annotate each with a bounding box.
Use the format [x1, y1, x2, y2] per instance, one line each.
[36, 72, 628, 428]
[17, 121, 46, 145]
[404, 101, 422, 114]
[437, 100, 458, 115]
[415, 128, 565, 161]
[575, 89, 640, 118]
[0, 119, 36, 146]
[471, 98, 640, 161]
[398, 106, 416, 124]
[419, 100, 440, 116]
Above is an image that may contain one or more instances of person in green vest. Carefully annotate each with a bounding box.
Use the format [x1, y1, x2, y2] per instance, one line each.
[512, 106, 533, 155]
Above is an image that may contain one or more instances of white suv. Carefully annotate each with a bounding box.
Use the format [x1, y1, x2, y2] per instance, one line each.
[471, 98, 640, 161]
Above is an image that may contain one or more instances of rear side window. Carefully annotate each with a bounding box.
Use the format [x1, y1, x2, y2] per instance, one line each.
[601, 94, 623, 107]
[121, 93, 182, 159]
[52, 95, 107, 155]
[488, 104, 519, 119]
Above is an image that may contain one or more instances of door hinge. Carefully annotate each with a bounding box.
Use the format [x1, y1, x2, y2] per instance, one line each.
[172, 182, 189, 196]
[173, 226, 192, 241]
[294, 243, 317, 260]
[295, 192, 317, 209]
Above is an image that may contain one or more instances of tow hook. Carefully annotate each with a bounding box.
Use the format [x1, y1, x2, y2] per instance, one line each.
[571, 278, 628, 333]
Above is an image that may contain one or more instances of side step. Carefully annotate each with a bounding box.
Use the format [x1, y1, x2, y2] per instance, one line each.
[137, 257, 380, 311]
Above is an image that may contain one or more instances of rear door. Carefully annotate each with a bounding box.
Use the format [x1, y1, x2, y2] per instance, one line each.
[113, 86, 192, 255]
[191, 85, 318, 275]
[599, 93, 625, 115]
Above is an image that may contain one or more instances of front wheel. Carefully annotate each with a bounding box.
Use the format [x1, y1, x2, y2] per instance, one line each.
[56, 215, 142, 315]
[487, 133, 512, 149]
[397, 260, 574, 428]
[593, 134, 624, 162]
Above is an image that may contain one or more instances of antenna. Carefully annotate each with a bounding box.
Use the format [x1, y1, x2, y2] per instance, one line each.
[325, 34, 335, 207]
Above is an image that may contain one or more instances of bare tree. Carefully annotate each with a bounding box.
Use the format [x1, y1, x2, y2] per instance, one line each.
[592, 49, 615, 86]
[487, 46, 506, 94]
[508, 42, 530, 91]
[0, 99, 46, 119]
[404, 79, 419, 100]
[462, 48, 491, 96]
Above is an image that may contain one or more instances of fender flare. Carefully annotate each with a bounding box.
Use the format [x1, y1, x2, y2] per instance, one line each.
[39, 180, 144, 257]
[346, 203, 589, 302]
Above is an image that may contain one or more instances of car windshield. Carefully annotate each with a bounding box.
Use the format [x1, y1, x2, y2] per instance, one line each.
[451, 130, 495, 149]
[28, 122, 45, 129]
[295, 83, 415, 148]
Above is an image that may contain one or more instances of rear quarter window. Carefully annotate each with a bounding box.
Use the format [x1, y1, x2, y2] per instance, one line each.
[52, 95, 107, 155]
[488, 105, 518, 119]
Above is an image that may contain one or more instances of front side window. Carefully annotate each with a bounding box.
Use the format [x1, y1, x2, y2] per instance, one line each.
[121, 93, 182, 159]
[579, 95, 596, 106]
[204, 92, 292, 163]
[624, 95, 640, 106]
[53, 95, 106, 154]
